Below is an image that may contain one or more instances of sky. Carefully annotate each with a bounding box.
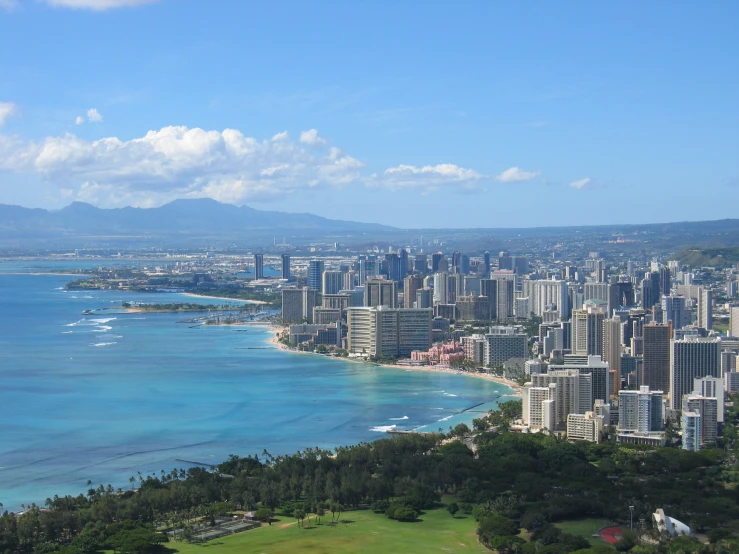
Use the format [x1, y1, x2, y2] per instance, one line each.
[0, 0, 737, 228]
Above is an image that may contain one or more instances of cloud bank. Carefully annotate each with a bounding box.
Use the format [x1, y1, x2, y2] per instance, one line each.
[0, 102, 19, 126]
[42, 0, 160, 10]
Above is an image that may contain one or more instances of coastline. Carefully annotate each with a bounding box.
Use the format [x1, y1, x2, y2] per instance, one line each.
[264, 326, 522, 396]
[181, 292, 266, 304]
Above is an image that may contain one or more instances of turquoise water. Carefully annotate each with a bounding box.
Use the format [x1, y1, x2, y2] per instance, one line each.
[0, 266, 514, 510]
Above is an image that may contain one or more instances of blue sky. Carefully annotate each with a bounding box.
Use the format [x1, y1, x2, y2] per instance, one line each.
[0, 0, 737, 228]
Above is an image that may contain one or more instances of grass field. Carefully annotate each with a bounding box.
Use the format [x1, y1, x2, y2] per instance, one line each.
[162, 504, 485, 554]
[555, 518, 615, 545]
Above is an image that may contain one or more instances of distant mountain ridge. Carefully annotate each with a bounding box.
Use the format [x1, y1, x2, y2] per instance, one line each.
[0, 199, 392, 245]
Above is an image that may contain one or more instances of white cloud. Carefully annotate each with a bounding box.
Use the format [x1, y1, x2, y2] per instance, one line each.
[373, 163, 483, 192]
[41, 0, 159, 10]
[86, 108, 103, 122]
[495, 166, 540, 183]
[0, 0, 18, 11]
[570, 177, 591, 189]
[0, 124, 540, 206]
[0, 102, 18, 126]
[75, 116, 85, 125]
[299, 128, 328, 146]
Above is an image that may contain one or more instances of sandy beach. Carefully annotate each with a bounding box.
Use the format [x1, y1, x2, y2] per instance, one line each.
[181, 292, 266, 304]
[265, 326, 522, 396]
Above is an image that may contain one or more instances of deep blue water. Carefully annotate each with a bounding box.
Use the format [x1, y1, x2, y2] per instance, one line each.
[0, 265, 513, 510]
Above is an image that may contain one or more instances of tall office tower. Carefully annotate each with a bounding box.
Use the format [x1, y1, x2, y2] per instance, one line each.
[463, 275, 481, 296]
[364, 278, 398, 309]
[613, 281, 635, 308]
[403, 275, 423, 308]
[531, 370, 593, 429]
[565, 265, 578, 281]
[559, 355, 611, 403]
[456, 295, 491, 321]
[254, 253, 264, 280]
[659, 267, 672, 297]
[431, 252, 443, 273]
[661, 294, 687, 329]
[602, 316, 622, 395]
[448, 273, 461, 305]
[682, 411, 702, 451]
[521, 278, 569, 320]
[281, 287, 318, 324]
[683, 395, 718, 447]
[346, 306, 432, 357]
[386, 253, 402, 283]
[592, 259, 605, 282]
[584, 283, 609, 308]
[498, 251, 512, 270]
[641, 274, 658, 310]
[669, 337, 721, 410]
[483, 251, 491, 275]
[433, 272, 449, 305]
[572, 301, 606, 356]
[281, 254, 291, 280]
[617, 386, 664, 433]
[414, 254, 428, 274]
[643, 323, 671, 391]
[730, 306, 739, 337]
[451, 251, 462, 273]
[460, 254, 470, 275]
[491, 270, 515, 320]
[480, 279, 497, 319]
[343, 271, 357, 291]
[416, 288, 434, 309]
[321, 271, 343, 295]
[484, 326, 528, 367]
[307, 260, 325, 291]
[437, 257, 449, 273]
[697, 288, 713, 330]
[399, 249, 409, 277]
[693, 376, 724, 423]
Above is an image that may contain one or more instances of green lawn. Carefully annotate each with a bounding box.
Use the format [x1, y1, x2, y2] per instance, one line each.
[162, 504, 485, 554]
[554, 518, 615, 545]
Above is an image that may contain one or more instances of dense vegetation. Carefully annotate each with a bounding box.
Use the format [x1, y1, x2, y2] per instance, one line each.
[3, 400, 739, 554]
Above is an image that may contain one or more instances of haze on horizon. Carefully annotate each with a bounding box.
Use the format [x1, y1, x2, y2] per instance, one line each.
[0, 1, 737, 228]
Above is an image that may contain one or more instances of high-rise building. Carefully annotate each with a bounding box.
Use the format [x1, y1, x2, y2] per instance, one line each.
[603, 317, 622, 396]
[618, 386, 664, 433]
[521, 278, 568, 320]
[483, 251, 491, 276]
[346, 306, 432, 357]
[456, 295, 491, 321]
[572, 300, 606, 356]
[431, 252, 443, 273]
[484, 326, 528, 368]
[682, 411, 702, 451]
[308, 260, 325, 291]
[403, 275, 423, 308]
[730, 306, 739, 338]
[522, 383, 556, 430]
[669, 337, 721, 410]
[281, 254, 291, 280]
[413, 254, 428, 274]
[281, 287, 318, 324]
[661, 294, 686, 329]
[643, 323, 672, 392]
[254, 253, 264, 280]
[321, 271, 344, 295]
[693, 376, 724, 423]
[491, 271, 515, 320]
[398, 249, 409, 279]
[697, 288, 713, 330]
[343, 271, 357, 291]
[683, 395, 718, 446]
[386, 253, 403, 283]
[416, 288, 434, 309]
[364, 278, 398, 308]
[531, 370, 593, 429]
[498, 251, 512, 270]
[451, 251, 462, 273]
[560, 354, 611, 403]
[433, 272, 449, 305]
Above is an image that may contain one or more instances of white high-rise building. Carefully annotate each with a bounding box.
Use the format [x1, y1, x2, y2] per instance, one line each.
[661, 294, 687, 329]
[321, 271, 344, 295]
[559, 355, 611, 403]
[693, 376, 724, 423]
[484, 326, 528, 368]
[682, 411, 702, 451]
[572, 300, 606, 356]
[669, 338, 721, 410]
[521, 278, 568, 320]
[531, 370, 592, 429]
[682, 395, 718, 446]
[730, 306, 739, 338]
[697, 288, 713, 330]
[346, 306, 432, 358]
[522, 382, 556, 430]
[433, 272, 448, 305]
[617, 386, 664, 434]
[567, 412, 604, 443]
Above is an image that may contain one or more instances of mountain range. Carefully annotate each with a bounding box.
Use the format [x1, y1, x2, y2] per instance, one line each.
[0, 199, 392, 247]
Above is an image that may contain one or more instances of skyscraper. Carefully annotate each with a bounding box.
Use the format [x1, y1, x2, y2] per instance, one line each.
[643, 323, 671, 392]
[483, 251, 491, 276]
[254, 253, 264, 280]
[416, 288, 434, 309]
[571, 300, 606, 356]
[661, 294, 686, 329]
[364, 278, 398, 308]
[413, 254, 428, 274]
[281, 254, 291, 280]
[433, 272, 449, 305]
[431, 252, 443, 273]
[321, 271, 343, 295]
[618, 386, 664, 433]
[308, 260, 325, 291]
[669, 337, 721, 410]
[531, 370, 593, 429]
[346, 306, 432, 357]
[403, 275, 423, 309]
[659, 267, 671, 297]
[281, 287, 318, 324]
[697, 288, 713, 330]
[386, 253, 402, 283]
[602, 316, 622, 395]
[491, 270, 515, 320]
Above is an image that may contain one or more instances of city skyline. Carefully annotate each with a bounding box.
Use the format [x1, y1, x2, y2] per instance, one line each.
[1, 1, 737, 227]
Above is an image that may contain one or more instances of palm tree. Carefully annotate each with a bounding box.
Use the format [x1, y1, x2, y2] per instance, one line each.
[129, 476, 136, 490]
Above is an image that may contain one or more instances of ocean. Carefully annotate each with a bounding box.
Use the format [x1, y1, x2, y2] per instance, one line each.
[0, 263, 514, 510]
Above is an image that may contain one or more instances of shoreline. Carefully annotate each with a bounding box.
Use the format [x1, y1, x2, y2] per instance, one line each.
[264, 326, 522, 396]
[180, 292, 266, 304]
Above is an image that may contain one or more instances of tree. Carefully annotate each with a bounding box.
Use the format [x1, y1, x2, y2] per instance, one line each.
[447, 502, 459, 518]
[254, 508, 273, 525]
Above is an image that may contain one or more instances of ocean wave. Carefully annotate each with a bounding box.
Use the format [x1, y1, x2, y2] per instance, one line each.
[370, 425, 397, 432]
[84, 295, 93, 299]
[94, 325, 112, 332]
[62, 331, 73, 334]
[389, 416, 409, 421]
[438, 415, 453, 422]
[443, 393, 458, 397]
[88, 318, 117, 324]
[64, 322, 79, 327]
[90, 342, 117, 347]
